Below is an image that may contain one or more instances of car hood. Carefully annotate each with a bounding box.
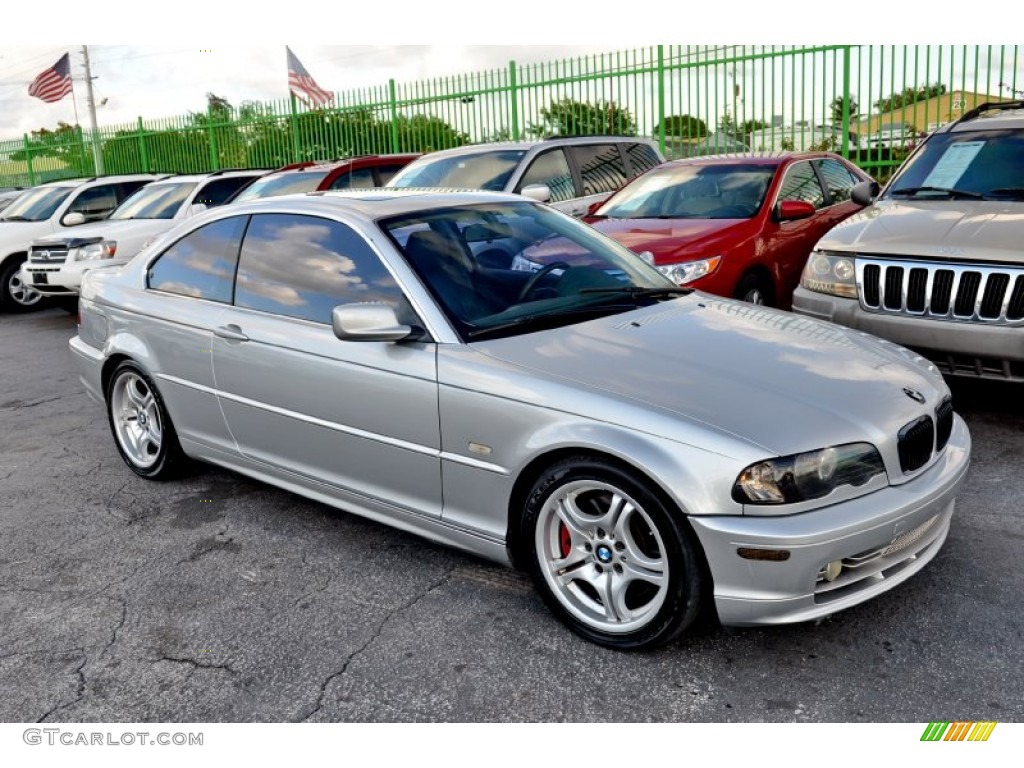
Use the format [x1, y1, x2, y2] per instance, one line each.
[472, 295, 947, 458]
[33, 219, 172, 258]
[818, 199, 1024, 263]
[591, 217, 752, 263]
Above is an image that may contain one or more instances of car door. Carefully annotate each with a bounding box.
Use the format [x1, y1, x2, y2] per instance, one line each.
[760, 160, 831, 301]
[211, 212, 443, 517]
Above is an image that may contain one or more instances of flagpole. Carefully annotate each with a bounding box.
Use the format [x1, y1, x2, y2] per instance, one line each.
[81, 45, 104, 175]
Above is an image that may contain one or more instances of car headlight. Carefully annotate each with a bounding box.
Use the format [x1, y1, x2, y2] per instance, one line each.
[732, 442, 886, 505]
[800, 250, 856, 298]
[656, 255, 722, 285]
[76, 240, 118, 261]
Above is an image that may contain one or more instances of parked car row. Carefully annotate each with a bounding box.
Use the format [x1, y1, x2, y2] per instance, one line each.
[11, 103, 1021, 648]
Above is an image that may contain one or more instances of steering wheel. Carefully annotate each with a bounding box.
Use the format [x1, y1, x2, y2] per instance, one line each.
[516, 262, 571, 301]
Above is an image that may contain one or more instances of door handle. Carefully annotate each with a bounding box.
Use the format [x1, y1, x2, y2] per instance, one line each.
[214, 324, 249, 342]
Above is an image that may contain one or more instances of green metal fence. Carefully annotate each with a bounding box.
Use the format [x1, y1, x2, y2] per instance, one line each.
[2, 45, 1021, 189]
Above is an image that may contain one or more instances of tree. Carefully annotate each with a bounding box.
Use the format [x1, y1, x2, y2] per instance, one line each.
[874, 83, 947, 114]
[654, 114, 708, 139]
[829, 95, 859, 125]
[10, 122, 94, 177]
[738, 118, 769, 140]
[536, 98, 637, 137]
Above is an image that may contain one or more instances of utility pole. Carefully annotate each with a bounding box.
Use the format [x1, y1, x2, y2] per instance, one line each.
[81, 45, 104, 175]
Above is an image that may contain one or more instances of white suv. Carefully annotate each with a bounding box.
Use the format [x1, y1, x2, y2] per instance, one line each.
[0, 174, 157, 312]
[389, 136, 664, 217]
[22, 170, 265, 301]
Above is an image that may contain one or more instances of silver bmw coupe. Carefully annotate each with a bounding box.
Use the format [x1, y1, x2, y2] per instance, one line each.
[71, 189, 971, 649]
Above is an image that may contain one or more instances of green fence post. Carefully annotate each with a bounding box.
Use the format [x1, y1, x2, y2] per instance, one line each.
[841, 45, 852, 158]
[136, 117, 149, 172]
[656, 45, 666, 154]
[207, 104, 219, 170]
[388, 79, 400, 153]
[509, 60, 520, 141]
[289, 93, 301, 163]
[22, 134, 35, 186]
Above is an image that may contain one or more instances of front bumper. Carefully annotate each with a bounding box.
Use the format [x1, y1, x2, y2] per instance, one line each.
[20, 260, 114, 296]
[690, 414, 970, 627]
[792, 286, 1024, 376]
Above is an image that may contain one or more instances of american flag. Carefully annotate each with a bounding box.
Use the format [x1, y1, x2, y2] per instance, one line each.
[28, 52, 73, 104]
[287, 47, 333, 108]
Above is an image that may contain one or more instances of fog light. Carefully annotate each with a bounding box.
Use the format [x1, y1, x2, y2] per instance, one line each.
[823, 560, 843, 582]
[737, 547, 791, 562]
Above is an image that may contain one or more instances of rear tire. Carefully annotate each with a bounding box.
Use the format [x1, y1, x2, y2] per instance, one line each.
[106, 361, 187, 480]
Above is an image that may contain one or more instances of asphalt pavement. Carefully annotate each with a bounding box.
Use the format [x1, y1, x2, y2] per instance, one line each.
[0, 307, 1020, 722]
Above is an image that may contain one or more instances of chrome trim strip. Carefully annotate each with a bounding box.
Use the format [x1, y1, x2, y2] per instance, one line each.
[156, 373, 510, 475]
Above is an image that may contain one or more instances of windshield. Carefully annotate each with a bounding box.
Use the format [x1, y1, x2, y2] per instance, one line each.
[381, 202, 680, 341]
[231, 169, 331, 203]
[597, 163, 776, 220]
[0, 186, 73, 222]
[389, 150, 526, 191]
[884, 128, 1024, 200]
[110, 182, 196, 220]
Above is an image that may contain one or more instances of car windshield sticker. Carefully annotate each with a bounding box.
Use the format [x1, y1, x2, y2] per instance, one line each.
[922, 141, 985, 188]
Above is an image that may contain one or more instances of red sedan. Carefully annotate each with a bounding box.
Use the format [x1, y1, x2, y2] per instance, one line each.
[586, 152, 872, 308]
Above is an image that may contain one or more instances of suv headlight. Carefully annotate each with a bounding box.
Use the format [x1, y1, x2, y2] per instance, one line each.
[800, 250, 856, 298]
[657, 255, 721, 285]
[76, 240, 118, 261]
[732, 442, 885, 505]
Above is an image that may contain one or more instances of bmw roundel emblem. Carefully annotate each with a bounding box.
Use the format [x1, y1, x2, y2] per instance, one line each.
[595, 545, 613, 563]
[903, 387, 926, 404]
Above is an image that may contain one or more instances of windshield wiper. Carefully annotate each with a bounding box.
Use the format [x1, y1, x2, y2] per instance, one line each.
[889, 185, 985, 200]
[985, 187, 1024, 200]
[0, 215, 31, 222]
[466, 304, 636, 340]
[579, 286, 694, 298]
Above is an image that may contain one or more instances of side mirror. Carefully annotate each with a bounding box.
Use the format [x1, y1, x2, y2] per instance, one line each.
[332, 302, 417, 342]
[187, 203, 208, 217]
[586, 200, 605, 217]
[519, 183, 552, 203]
[774, 199, 816, 222]
[851, 180, 880, 206]
[62, 211, 86, 227]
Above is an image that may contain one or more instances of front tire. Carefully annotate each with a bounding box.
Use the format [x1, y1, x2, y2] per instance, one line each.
[106, 361, 187, 480]
[734, 272, 774, 307]
[522, 456, 706, 650]
[0, 257, 43, 313]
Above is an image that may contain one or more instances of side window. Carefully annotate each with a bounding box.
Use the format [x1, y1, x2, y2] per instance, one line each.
[515, 149, 575, 203]
[625, 144, 662, 177]
[777, 162, 826, 209]
[328, 167, 376, 190]
[376, 165, 403, 186]
[570, 144, 628, 196]
[117, 180, 150, 201]
[234, 213, 405, 324]
[147, 216, 247, 302]
[815, 159, 861, 205]
[68, 185, 119, 221]
[195, 177, 259, 207]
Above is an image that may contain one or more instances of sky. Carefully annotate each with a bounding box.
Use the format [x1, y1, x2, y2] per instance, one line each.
[0, 4, 1011, 139]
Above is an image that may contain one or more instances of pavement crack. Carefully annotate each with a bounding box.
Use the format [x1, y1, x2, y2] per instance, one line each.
[1, 393, 77, 411]
[35, 649, 88, 723]
[157, 655, 237, 675]
[299, 566, 455, 722]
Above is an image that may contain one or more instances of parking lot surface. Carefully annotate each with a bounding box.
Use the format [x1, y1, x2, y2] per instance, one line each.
[1, 308, 1021, 722]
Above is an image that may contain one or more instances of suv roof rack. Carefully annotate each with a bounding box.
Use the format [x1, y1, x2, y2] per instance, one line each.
[541, 134, 638, 141]
[954, 99, 1024, 126]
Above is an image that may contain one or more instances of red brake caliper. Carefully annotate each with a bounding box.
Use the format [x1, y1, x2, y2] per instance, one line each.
[559, 522, 571, 558]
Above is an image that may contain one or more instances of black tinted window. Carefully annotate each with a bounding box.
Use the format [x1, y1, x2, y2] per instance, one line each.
[147, 216, 247, 302]
[516, 149, 575, 202]
[69, 185, 118, 218]
[777, 162, 825, 208]
[328, 167, 376, 190]
[195, 177, 259, 207]
[377, 166, 402, 185]
[571, 144, 628, 195]
[626, 144, 662, 176]
[816, 158, 861, 204]
[235, 213, 404, 324]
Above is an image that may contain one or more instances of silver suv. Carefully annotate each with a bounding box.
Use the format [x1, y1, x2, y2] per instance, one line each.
[793, 101, 1024, 382]
[389, 136, 664, 217]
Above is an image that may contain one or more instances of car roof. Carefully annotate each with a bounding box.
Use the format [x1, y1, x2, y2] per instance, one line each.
[413, 136, 656, 159]
[225, 188, 530, 219]
[947, 104, 1024, 133]
[37, 174, 159, 189]
[270, 154, 420, 174]
[658, 151, 844, 169]
[151, 169, 269, 183]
